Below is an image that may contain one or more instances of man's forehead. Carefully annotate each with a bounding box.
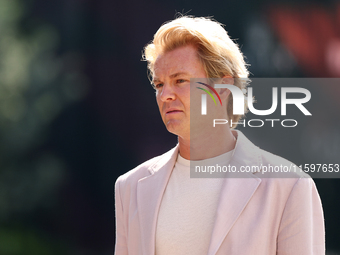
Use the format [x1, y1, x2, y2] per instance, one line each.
[154, 45, 198, 66]
[153, 52, 191, 81]
[153, 55, 187, 74]
[152, 45, 203, 82]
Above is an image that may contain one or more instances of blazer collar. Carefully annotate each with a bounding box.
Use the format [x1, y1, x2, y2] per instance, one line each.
[137, 130, 262, 255]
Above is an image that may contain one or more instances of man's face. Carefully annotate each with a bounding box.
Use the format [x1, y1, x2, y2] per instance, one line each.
[153, 45, 207, 140]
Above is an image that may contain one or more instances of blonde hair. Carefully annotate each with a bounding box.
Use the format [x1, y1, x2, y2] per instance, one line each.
[143, 15, 249, 128]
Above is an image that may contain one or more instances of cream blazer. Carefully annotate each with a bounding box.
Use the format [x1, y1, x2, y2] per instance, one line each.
[114, 130, 325, 255]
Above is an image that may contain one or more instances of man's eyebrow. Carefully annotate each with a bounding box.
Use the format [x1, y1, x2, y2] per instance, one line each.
[169, 72, 188, 78]
[152, 72, 189, 84]
[152, 77, 161, 84]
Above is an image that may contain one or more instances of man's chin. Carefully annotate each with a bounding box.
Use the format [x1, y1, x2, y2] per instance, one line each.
[165, 121, 188, 137]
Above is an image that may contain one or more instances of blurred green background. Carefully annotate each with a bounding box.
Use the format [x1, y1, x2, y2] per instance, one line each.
[0, 0, 339, 254]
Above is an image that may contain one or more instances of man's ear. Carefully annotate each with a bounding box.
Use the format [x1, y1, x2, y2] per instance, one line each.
[222, 75, 234, 85]
[218, 75, 234, 101]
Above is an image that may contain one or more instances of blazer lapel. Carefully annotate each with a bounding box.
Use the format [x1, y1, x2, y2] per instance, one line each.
[207, 131, 262, 255]
[137, 145, 179, 255]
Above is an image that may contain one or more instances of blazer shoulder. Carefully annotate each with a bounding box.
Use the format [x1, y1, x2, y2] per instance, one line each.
[257, 147, 310, 179]
[116, 154, 161, 185]
[252, 148, 318, 204]
[115, 145, 178, 187]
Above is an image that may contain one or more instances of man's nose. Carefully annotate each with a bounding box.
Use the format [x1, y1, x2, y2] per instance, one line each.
[159, 83, 175, 102]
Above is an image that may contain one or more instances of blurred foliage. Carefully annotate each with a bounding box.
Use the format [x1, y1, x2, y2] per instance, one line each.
[0, 0, 88, 252]
[0, 227, 65, 255]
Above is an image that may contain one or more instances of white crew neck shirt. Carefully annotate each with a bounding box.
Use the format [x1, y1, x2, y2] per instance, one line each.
[155, 150, 233, 255]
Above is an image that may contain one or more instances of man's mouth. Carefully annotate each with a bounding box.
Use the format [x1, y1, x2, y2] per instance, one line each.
[166, 109, 183, 114]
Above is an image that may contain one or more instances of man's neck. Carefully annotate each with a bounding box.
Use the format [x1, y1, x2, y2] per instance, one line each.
[178, 126, 236, 160]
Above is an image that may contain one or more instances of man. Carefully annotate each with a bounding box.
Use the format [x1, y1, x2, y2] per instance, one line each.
[114, 16, 325, 255]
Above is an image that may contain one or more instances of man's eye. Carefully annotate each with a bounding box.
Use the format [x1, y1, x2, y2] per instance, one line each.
[177, 79, 186, 83]
[155, 83, 163, 89]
